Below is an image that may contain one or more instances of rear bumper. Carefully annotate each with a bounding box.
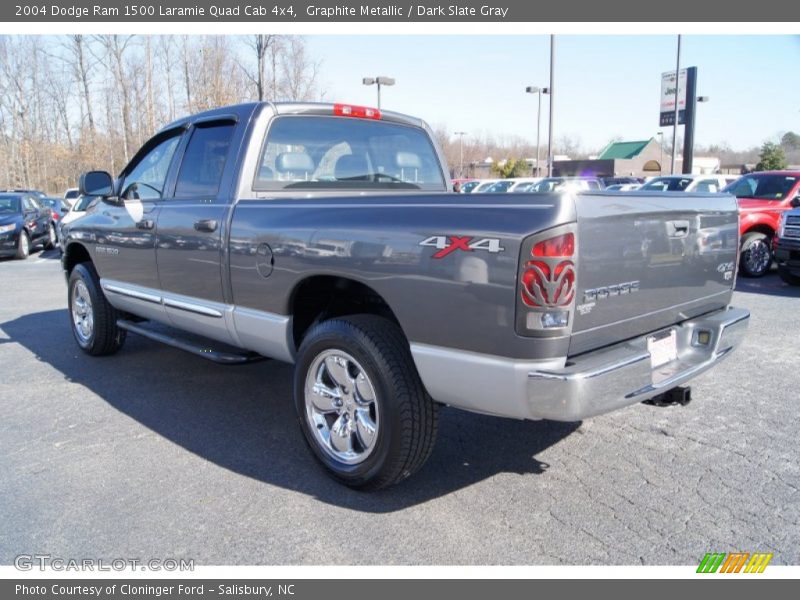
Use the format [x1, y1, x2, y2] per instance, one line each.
[411, 306, 749, 422]
[527, 306, 749, 421]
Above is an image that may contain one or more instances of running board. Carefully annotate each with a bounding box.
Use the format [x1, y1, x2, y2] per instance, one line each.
[116, 319, 265, 365]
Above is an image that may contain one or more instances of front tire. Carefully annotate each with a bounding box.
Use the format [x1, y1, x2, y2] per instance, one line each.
[293, 315, 438, 490]
[15, 230, 30, 260]
[739, 231, 772, 277]
[68, 263, 126, 356]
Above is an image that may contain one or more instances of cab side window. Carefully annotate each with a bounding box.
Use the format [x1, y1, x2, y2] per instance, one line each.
[174, 123, 235, 198]
[22, 196, 37, 211]
[121, 135, 182, 200]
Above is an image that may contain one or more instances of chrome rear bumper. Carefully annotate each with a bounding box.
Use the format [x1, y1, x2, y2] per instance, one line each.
[526, 306, 749, 421]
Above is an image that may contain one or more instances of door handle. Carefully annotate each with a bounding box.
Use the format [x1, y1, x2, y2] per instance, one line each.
[194, 219, 218, 233]
[136, 219, 155, 230]
[666, 220, 690, 238]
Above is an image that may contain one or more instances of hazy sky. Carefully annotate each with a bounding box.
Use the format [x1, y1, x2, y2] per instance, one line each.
[307, 35, 800, 152]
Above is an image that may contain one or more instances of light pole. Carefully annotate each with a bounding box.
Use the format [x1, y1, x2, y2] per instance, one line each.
[526, 86, 550, 176]
[547, 35, 555, 177]
[670, 34, 681, 175]
[657, 131, 664, 175]
[455, 131, 467, 178]
[362, 76, 395, 110]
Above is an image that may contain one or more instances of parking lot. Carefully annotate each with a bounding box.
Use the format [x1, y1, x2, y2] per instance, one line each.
[0, 248, 798, 566]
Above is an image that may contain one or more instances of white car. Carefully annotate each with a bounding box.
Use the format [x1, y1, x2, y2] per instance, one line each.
[471, 179, 502, 193]
[63, 188, 80, 208]
[605, 183, 642, 191]
[508, 177, 543, 192]
[59, 194, 95, 228]
[640, 174, 738, 193]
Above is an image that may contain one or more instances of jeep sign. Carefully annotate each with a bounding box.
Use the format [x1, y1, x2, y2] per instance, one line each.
[660, 68, 687, 127]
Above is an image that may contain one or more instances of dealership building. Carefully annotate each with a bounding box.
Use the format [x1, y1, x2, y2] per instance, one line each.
[553, 138, 665, 178]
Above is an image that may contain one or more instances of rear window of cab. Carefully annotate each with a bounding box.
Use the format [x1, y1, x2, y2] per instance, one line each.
[253, 116, 446, 192]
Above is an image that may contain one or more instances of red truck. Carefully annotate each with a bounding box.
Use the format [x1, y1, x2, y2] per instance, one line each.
[725, 171, 800, 277]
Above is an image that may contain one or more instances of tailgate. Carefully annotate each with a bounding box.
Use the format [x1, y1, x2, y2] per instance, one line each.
[569, 192, 739, 356]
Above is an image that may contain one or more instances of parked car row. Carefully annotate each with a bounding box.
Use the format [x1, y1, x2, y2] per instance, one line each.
[452, 170, 800, 279]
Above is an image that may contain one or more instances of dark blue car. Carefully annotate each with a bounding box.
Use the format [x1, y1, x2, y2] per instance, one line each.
[0, 193, 57, 259]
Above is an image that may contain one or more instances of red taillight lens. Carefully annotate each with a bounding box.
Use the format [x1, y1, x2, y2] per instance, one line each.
[333, 103, 381, 120]
[52, 213, 59, 220]
[520, 232, 576, 308]
[532, 232, 574, 257]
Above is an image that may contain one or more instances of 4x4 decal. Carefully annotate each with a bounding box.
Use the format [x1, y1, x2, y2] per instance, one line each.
[420, 235, 505, 259]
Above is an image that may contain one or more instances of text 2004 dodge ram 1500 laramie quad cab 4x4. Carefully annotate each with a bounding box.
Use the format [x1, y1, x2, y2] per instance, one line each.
[61, 102, 750, 489]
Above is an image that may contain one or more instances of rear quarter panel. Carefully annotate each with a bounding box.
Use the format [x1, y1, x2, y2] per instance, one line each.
[228, 194, 575, 359]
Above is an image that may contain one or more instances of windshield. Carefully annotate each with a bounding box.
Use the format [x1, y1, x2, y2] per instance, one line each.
[512, 182, 536, 193]
[72, 195, 95, 211]
[641, 177, 694, 191]
[461, 181, 480, 193]
[0, 196, 22, 213]
[255, 116, 446, 192]
[486, 180, 514, 193]
[724, 174, 798, 200]
[531, 178, 564, 192]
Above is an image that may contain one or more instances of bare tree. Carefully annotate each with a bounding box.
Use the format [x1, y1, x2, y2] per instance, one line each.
[241, 34, 275, 101]
[93, 35, 136, 162]
[279, 36, 319, 101]
[65, 35, 97, 139]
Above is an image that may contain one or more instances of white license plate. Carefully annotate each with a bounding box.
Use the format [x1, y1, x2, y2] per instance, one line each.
[647, 329, 678, 368]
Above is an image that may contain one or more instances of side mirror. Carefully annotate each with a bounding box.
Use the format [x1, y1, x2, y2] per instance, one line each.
[79, 171, 114, 198]
[791, 195, 800, 209]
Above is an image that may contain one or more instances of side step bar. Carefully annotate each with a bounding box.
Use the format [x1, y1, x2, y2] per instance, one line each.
[116, 319, 265, 365]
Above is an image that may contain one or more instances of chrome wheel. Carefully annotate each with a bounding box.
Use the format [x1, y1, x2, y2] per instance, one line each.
[304, 349, 379, 465]
[743, 238, 771, 275]
[19, 232, 29, 256]
[71, 280, 94, 344]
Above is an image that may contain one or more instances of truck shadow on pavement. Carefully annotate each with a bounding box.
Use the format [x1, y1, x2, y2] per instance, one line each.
[735, 271, 800, 298]
[3, 309, 581, 512]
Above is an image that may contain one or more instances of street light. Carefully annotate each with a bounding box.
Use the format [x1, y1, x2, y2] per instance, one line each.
[362, 76, 395, 109]
[526, 86, 550, 176]
[455, 131, 467, 178]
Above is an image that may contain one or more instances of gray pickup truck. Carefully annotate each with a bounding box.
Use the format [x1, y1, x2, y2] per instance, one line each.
[62, 101, 750, 489]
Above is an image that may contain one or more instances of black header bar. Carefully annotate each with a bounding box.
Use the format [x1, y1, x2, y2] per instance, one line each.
[4, 0, 799, 22]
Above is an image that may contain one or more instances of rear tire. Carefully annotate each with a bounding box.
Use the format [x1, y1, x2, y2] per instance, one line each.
[68, 263, 126, 356]
[14, 231, 30, 260]
[44, 223, 57, 250]
[293, 315, 438, 490]
[739, 231, 773, 278]
[778, 265, 800, 286]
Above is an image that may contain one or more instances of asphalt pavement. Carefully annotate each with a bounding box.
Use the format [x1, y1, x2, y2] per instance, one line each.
[1, 248, 798, 565]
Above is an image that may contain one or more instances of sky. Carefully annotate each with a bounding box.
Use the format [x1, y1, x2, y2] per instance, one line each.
[306, 35, 800, 152]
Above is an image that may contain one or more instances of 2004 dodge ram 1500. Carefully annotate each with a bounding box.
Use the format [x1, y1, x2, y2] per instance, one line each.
[61, 101, 750, 489]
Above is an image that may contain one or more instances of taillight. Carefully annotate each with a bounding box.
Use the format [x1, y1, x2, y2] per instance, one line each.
[517, 228, 577, 334]
[52, 213, 59, 220]
[532, 232, 574, 257]
[333, 103, 381, 120]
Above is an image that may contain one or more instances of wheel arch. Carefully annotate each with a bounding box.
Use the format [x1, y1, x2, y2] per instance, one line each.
[742, 223, 775, 239]
[288, 274, 404, 350]
[63, 241, 93, 274]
